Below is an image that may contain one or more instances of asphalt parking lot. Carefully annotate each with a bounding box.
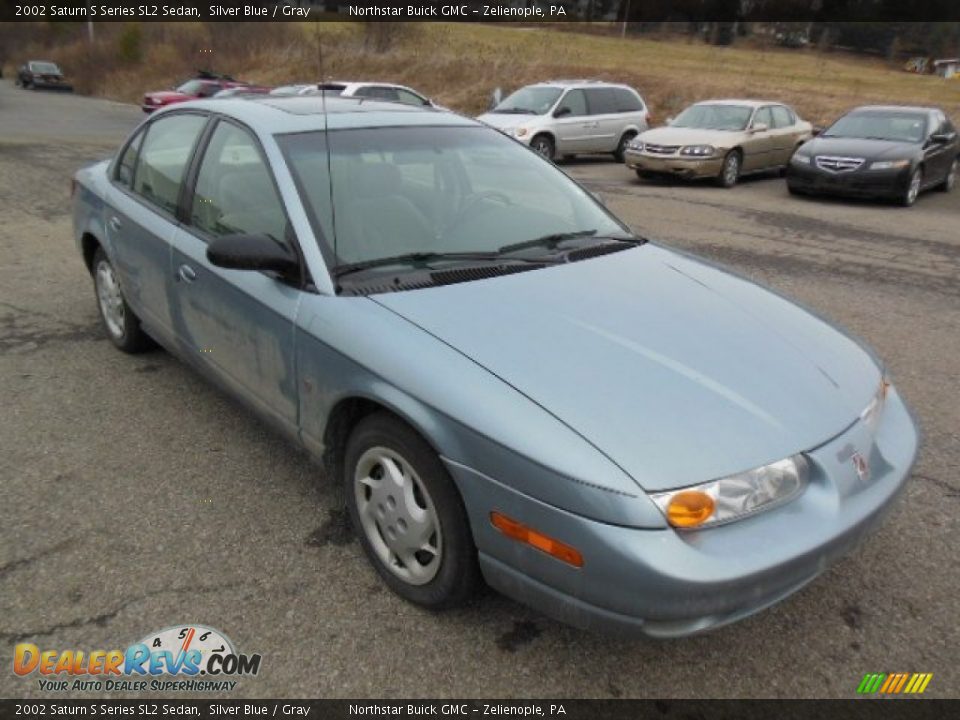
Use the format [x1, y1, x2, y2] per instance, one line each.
[1, 79, 958, 699]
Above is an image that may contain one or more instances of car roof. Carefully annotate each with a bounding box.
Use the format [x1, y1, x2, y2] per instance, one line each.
[848, 105, 937, 115]
[691, 99, 784, 108]
[170, 95, 475, 134]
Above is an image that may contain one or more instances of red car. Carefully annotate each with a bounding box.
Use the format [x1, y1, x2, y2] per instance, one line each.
[142, 76, 254, 113]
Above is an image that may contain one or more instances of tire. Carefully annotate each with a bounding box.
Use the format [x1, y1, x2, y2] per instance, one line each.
[613, 132, 637, 163]
[787, 183, 804, 196]
[344, 412, 480, 609]
[92, 248, 154, 353]
[900, 167, 922, 207]
[635, 169, 652, 181]
[716, 150, 741, 188]
[938, 158, 957, 192]
[530, 134, 555, 161]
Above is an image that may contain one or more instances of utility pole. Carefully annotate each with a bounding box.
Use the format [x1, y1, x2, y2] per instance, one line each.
[621, 0, 631, 39]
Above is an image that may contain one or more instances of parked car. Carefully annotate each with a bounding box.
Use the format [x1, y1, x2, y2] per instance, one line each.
[16, 60, 73, 92]
[477, 80, 650, 161]
[313, 81, 444, 110]
[72, 95, 918, 637]
[269, 84, 319, 97]
[786, 105, 958, 206]
[142, 72, 253, 113]
[625, 100, 813, 187]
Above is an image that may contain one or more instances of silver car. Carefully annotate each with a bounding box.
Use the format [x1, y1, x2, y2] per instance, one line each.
[72, 95, 918, 637]
[477, 80, 650, 161]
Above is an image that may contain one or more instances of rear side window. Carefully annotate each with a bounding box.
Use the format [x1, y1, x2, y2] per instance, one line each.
[614, 88, 644, 112]
[116, 129, 145, 187]
[189, 122, 288, 245]
[585, 88, 618, 115]
[133, 114, 207, 215]
[771, 106, 795, 128]
[396, 88, 428, 107]
[356, 86, 401, 102]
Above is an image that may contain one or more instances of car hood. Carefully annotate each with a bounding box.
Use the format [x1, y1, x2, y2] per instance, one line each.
[476, 112, 541, 131]
[373, 245, 881, 492]
[638, 126, 745, 147]
[801, 136, 920, 160]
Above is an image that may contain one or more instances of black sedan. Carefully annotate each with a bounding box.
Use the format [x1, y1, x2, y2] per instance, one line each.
[786, 105, 958, 206]
[16, 60, 73, 92]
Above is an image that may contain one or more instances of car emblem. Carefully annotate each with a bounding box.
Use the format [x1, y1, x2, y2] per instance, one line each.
[852, 452, 870, 482]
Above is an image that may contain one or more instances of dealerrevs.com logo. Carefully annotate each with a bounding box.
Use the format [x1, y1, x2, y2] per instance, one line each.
[13, 624, 261, 692]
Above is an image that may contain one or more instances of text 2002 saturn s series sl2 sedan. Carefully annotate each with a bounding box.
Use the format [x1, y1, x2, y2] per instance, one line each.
[72, 96, 919, 637]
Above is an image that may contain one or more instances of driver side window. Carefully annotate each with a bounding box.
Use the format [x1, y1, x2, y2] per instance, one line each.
[189, 122, 289, 245]
[557, 89, 587, 118]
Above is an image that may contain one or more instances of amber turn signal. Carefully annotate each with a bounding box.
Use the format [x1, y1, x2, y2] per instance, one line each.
[490, 512, 583, 568]
[666, 490, 715, 528]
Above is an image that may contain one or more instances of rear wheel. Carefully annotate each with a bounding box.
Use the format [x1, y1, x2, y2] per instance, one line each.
[717, 150, 741, 188]
[92, 248, 154, 353]
[938, 158, 957, 192]
[530, 134, 555, 161]
[344, 413, 480, 609]
[613, 132, 636, 163]
[900, 167, 922, 207]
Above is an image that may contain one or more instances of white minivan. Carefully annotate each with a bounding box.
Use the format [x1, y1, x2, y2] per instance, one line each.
[477, 80, 650, 162]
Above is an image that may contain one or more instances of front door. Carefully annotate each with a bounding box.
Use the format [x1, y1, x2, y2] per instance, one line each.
[742, 106, 776, 172]
[169, 119, 303, 432]
[551, 89, 593, 155]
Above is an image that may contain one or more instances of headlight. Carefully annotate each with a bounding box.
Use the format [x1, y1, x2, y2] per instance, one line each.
[869, 159, 910, 170]
[627, 139, 644, 151]
[650, 455, 809, 529]
[511, 127, 528, 138]
[860, 376, 890, 434]
[791, 153, 812, 165]
[679, 145, 716, 157]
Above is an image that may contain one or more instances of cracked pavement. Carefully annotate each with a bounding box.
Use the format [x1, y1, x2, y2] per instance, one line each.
[1, 80, 958, 699]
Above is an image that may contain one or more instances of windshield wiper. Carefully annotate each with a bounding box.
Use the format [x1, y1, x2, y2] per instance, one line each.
[497, 230, 642, 256]
[333, 250, 549, 279]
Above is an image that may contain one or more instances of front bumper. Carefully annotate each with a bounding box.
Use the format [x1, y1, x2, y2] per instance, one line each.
[30, 79, 73, 91]
[786, 162, 912, 198]
[624, 149, 723, 179]
[448, 385, 919, 637]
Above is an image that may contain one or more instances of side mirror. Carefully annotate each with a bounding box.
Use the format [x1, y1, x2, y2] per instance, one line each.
[207, 233, 299, 276]
[930, 132, 953, 144]
[751, 122, 769, 133]
[553, 106, 572, 118]
[665, 116, 674, 126]
[812, 125, 824, 136]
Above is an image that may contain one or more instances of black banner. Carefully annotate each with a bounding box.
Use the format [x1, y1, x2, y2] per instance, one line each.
[0, 700, 957, 720]
[3, 0, 960, 23]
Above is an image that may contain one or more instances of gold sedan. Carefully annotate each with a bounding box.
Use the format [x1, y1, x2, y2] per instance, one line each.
[625, 100, 814, 187]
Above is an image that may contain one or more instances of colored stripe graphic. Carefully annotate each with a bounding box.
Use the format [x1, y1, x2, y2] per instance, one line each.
[858, 672, 932, 694]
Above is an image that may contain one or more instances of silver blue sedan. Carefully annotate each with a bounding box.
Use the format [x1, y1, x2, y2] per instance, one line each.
[72, 95, 919, 637]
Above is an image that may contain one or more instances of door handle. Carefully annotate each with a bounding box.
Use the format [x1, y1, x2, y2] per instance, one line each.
[108, 216, 122, 232]
[177, 264, 197, 283]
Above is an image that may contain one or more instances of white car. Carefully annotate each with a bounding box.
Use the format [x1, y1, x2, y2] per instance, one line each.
[316, 81, 445, 110]
[477, 80, 650, 162]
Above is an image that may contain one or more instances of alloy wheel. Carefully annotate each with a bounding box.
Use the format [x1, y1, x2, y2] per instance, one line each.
[95, 259, 126, 339]
[905, 169, 921, 206]
[353, 446, 442, 586]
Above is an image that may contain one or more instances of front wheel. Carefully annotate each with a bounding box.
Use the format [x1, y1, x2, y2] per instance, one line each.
[344, 413, 480, 609]
[900, 167, 922, 207]
[938, 158, 957, 192]
[717, 151, 741, 188]
[530, 134, 555, 161]
[613, 132, 636, 163]
[92, 248, 154, 353]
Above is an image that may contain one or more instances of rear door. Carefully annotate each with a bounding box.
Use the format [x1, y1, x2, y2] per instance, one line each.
[107, 112, 209, 343]
[169, 118, 304, 431]
[582, 88, 622, 152]
[769, 105, 802, 165]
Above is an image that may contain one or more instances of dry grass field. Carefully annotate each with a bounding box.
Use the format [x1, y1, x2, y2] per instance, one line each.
[5, 22, 960, 124]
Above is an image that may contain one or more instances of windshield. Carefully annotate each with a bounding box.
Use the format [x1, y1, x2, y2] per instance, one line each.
[672, 104, 753, 131]
[492, 87, 563, 115]
[823, 112, 927, 142]
[176, 80, 209, 95]
[279, 126, 625, 268]
[30, 62, 61, 75]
